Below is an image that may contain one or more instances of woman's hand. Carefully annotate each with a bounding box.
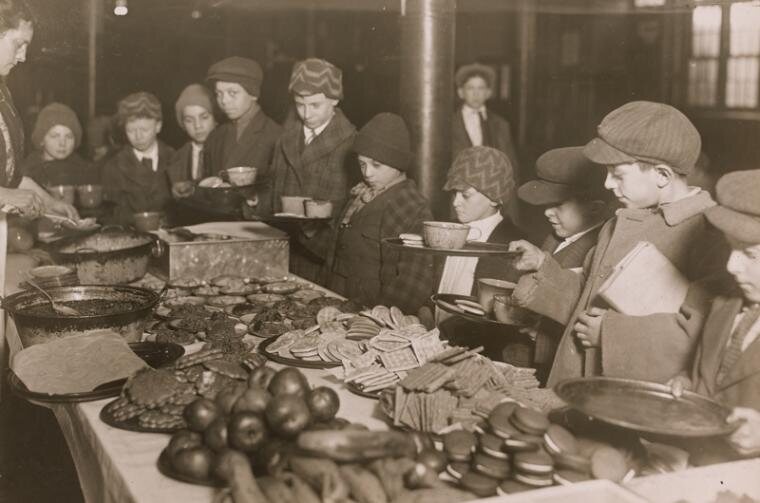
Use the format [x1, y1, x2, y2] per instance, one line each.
[666, 375, 693, 398]
[45, 198, 79, 220]
[728, 407, 760, 456]
[0, 186, 44, 218]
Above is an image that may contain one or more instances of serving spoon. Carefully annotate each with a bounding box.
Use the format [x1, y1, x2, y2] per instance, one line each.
[25, 277, 82, 316]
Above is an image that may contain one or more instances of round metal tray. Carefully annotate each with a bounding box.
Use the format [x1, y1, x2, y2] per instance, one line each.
[431, 293, 528, 327]
[259, 335, 341, 369]
[382, 238, 519, 257]
[554, 377, 739, 438]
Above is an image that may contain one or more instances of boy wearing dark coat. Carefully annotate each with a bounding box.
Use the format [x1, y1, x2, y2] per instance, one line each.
[270, 58, 357, 284]
[510, 101, 728, 387]
[669, 170, 760, 460]
[102, 92, 175, 226]
[328, 113, 434, 313]
[516, 146, 610, 382]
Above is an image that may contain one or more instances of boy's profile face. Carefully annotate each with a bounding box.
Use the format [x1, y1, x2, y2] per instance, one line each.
[604, 163, 661, 209]
[125, 117, 161, 152]
[41, 125, 76, 161]
[726, 238, 760, 304]
[452, 186, 497, 224]
[215, 81, 254, 121]
[457, 75, 492, 110]
[294, 92, 337, 131]
[182, 105, 216, 144]
[544, 198, 599, 239]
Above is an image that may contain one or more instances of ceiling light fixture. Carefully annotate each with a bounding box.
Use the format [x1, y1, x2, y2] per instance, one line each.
[114, 0, 128, 16]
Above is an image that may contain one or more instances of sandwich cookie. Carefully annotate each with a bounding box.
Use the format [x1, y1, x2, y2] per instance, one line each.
[459, 471, 499, 497]
[497, 479, 534, 495]
[478, 432, 509, 459]
[513, 450, 555, 477]
[553, 468, 592, 485]
[487, 402, 520, 440]
[504, 433, 543, 453]
[543, 424, 579, 456]
[445, 461, 470, 481]
[443, 430, 477, 463]
[510, 407, 550, 436]
[472, 452, 511, 480]
[513, 471, 555, 488]
[553, 451, 591, 474]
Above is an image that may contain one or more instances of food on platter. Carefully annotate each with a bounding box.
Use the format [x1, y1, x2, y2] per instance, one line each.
[12, 331, 147, 394]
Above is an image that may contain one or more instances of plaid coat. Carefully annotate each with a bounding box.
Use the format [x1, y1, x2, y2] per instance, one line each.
[513, 190, 730, 387]
[102, 141, 175, 225]
[328, 179, 434, 314]
[270, 109, 356, 282]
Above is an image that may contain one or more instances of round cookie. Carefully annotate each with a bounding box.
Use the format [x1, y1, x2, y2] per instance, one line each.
[443, 430, 477, 463]
[513, 450, 555, 476]
[514, 471, 555, 488]
[504, 433, 543, 453]
[590, 446, 629, 482]
[472, 452, 511, 480]
[510, 407, 550, 436]
[497, 479, 534, 495]
[445, 462, 470, 481]
[553, 451, 591, 473]
[479, 432, 508, 459]
[459, 471, 499, 497]
[543, 424, 579, 456]
[554, 469, 592, 485]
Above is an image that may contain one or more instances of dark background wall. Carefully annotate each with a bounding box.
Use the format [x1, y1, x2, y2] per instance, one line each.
[9, 0, 759, 180]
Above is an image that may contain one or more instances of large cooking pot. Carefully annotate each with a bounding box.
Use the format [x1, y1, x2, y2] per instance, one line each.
[47, 227, 162, 284]
[2, 285, 161, 347]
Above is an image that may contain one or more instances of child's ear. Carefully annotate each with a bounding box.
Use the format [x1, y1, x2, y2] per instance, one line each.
[156, 120, 163, 134]
[457, 88, 466, 101]
[653, 164, 675, 188]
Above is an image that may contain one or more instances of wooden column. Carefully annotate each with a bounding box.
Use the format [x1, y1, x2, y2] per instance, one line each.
[399, 0, 456, 217]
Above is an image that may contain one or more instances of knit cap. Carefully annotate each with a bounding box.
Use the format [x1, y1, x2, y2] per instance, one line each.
[32, 103, 83, 148]
[455, 63, 496, 89]
[289, 58, 343, 99]
[706, 170, 760, 244]
[583, 101, 701, 175]
[207, 57, 263, 97]
[117, 92, 162, 126]
[353, 113, 412, 171]
[174, 83, 214, 127]
[444, 146, 515, 205]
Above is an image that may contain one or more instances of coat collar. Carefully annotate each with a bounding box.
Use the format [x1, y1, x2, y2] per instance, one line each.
[116, 142, 169, 187]
[617, 190, 715, 226]
[281, 108, 355, 169]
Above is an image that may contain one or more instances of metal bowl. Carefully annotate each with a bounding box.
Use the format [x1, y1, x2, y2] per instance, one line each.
[2, 285, 160, 347]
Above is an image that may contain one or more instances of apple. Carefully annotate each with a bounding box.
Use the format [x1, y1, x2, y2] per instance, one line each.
[248, 366, 276, 390]
[268, 368, 310, 397]
[253, 438, 291, 476]
[183, 398, 220, 432]
[215, 382, 247, 415]
[233, 387, 271, 415]
[228, 411, 268, 452]
[172, 445, 213, 480]
[265, 394, 311, 437]
[306, 387, 340, 422]
[166, 430, 203, 458]
[204, 417, 229, 451]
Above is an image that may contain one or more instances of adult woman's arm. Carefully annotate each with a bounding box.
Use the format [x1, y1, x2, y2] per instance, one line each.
[18, 176, 79, 219]
[0, 184, 44, 217]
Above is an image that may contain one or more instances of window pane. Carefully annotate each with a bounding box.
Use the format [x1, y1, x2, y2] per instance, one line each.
[692, 5, 722, 58]
[730, 2, 760, 56]
[688, 59, 719, 107]
[726, 56, 759, 107]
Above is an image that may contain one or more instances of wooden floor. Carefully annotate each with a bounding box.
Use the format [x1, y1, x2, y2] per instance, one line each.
[0, 392, 83, 503]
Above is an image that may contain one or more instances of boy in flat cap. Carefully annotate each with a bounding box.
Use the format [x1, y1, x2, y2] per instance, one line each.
[271, 58, 357, 284]
[102, 91, 175, 225]
[452, 63, 519, 174]
[22, 102, 99, 188]
[203, 56, 282, 208]
[510, 101, 728, 386]
[427, 146, 527, 362]
[168, 83, 217, 198]
[516, 146, 611, 381]
[668, 170, 760, 461]
[327, 113, 434, 313]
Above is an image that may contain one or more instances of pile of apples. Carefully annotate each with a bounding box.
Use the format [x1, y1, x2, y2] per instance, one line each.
[162, 366, 342, 482]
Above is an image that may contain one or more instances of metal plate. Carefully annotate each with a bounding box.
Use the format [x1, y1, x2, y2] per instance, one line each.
[99, 404, 182, 434]
[259, 336, 341, 369]
[554, 377, 739, 438]
[382, 238, 520, 257]
[431, 293, 526, 327]
[7, 342, 184, 404]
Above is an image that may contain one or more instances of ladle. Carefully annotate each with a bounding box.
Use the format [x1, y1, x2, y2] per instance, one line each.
[25, 277, 82, 316]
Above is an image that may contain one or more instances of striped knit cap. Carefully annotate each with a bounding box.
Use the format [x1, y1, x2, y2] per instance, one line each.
[444, 146, 515, 205]
[117, 91, 162, 126]
[583, 101, 701, 175]
[288, 58, 343, 100]
[706, 170, 760, 243]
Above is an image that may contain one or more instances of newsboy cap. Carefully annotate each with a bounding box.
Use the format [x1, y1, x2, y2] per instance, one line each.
[289, 58, 343, 100]
[518, 146, 605, 206]
[444, 146, 514, 205]
[207, 57, 263, 97]
[583, 101, 701, 175]
[455, 63, 496, 89]
[706, 170, 760, 244]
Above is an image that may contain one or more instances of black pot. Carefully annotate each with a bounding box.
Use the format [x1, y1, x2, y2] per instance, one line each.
[1, 285, 160, 347]
[47, 227, 162, 284]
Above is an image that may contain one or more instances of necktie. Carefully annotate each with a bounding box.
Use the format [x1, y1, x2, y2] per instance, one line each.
[141, 157, 153, 172]
[717, 305, 760, 385]
[305, 128, 316, 146]
[192, 148, 204, 180]
[479, 111, 492, 147]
